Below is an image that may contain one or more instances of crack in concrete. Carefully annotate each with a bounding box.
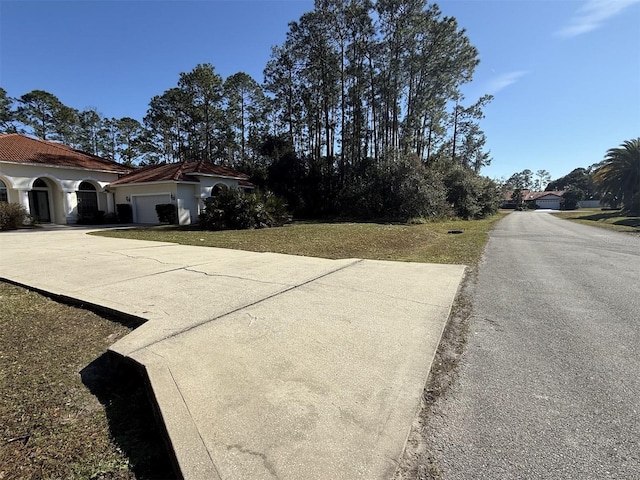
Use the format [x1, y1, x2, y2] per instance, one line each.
[182, 267, 291, 287]
[113, 250, 183, 265]
[226, 444, 280, 479]
[69, 260, 279, 293]
[125, 259, 363, 355]
[105, 251, 292, 288]
[66, 265, 190, 292]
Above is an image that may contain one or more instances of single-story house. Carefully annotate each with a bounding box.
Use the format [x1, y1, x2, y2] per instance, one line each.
[502, 190, 566, 210]
[0, 133, 252, 225]
[108, 160, 253, 224]
[528, 191, 566, 210]
[0, 133, 132, 223]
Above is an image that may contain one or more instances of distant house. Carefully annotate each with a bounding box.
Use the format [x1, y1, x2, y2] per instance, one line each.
[0, 133, 252, 225]
[502, 190, 566, 210]
[528, 191, 565, 210]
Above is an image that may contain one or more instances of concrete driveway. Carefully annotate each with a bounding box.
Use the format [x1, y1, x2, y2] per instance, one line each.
[0, 227, 466, 479]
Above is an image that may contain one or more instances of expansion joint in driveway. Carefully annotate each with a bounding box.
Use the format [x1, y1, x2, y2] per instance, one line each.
[165, 364, 223, 480]
[126, 259, 363, 355]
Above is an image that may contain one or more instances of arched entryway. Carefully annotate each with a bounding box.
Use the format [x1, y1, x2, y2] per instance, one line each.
[28, 178, 52, 222]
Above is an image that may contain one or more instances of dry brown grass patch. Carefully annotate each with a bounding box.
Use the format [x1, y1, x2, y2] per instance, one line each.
[0, 282, 174, 479]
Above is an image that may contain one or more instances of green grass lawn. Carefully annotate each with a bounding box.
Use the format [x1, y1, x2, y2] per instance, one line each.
[93, 214, 507, 266]
[0, 283, 175, 480]
[553, 208, 640, 233]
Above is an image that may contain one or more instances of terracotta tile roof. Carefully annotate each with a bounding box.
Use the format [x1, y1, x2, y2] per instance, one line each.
[109, 160, 250, 186]
[503, 189, 530, 201]
[527, 190, 565, 200]
[0, 133, 131, 173]
[504, 190, 566, 201]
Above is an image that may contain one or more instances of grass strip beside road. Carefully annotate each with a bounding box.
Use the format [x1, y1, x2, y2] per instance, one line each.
[553, 208, 640, 233]
[93, 214, 506, 266]
[0, 283, 174, 480]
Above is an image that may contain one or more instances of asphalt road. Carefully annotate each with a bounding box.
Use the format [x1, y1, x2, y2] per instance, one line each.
[427, 212, 640, 479]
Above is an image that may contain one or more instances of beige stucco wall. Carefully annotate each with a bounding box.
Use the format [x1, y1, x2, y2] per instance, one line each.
[197, 177, 239, 197]
[176, 183, 199, 225]
[0, 161, 121, 223]
[112, 183, 178, 205]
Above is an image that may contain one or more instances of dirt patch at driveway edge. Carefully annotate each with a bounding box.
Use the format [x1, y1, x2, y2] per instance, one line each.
[392, 266, 477, 479]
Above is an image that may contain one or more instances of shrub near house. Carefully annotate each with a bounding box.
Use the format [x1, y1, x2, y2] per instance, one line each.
[0, 202, 27, 230]
[199, 189, 289, 231]
[155, 203, 178, 224]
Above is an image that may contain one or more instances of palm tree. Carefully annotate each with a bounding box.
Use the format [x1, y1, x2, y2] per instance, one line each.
[593, 138, 640, 213]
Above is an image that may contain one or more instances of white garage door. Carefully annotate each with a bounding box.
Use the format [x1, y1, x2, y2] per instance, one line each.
[536, 198, 561, 210]
[133, 195, 170, 224]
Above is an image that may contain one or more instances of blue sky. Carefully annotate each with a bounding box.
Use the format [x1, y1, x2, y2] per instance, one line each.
[1, 0, 639, 182]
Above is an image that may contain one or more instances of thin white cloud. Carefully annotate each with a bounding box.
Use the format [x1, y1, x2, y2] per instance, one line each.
[557, 0, 640, 38]
[487, 71, 528, 94]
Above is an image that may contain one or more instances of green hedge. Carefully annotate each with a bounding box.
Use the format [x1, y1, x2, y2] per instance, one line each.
[116, 204, 133, 223]
[155, 203, 178, 224]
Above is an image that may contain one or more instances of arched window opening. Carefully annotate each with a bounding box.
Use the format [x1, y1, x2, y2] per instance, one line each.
[0, 179, 7, 202]
[211, 184, 228, 197]
[33, 178, 47, 188]
[77, 181, 98, 215]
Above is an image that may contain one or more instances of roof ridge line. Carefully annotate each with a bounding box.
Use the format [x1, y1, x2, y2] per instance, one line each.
[31, 135, 87, 157]
[19, 134, 124, 168]
[172, 160, 188, 181]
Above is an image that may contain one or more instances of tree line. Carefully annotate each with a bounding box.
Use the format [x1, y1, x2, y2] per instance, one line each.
[1, 0, 502, 220]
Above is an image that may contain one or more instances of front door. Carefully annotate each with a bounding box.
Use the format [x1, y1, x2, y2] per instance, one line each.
[28, 190, 51, 222]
